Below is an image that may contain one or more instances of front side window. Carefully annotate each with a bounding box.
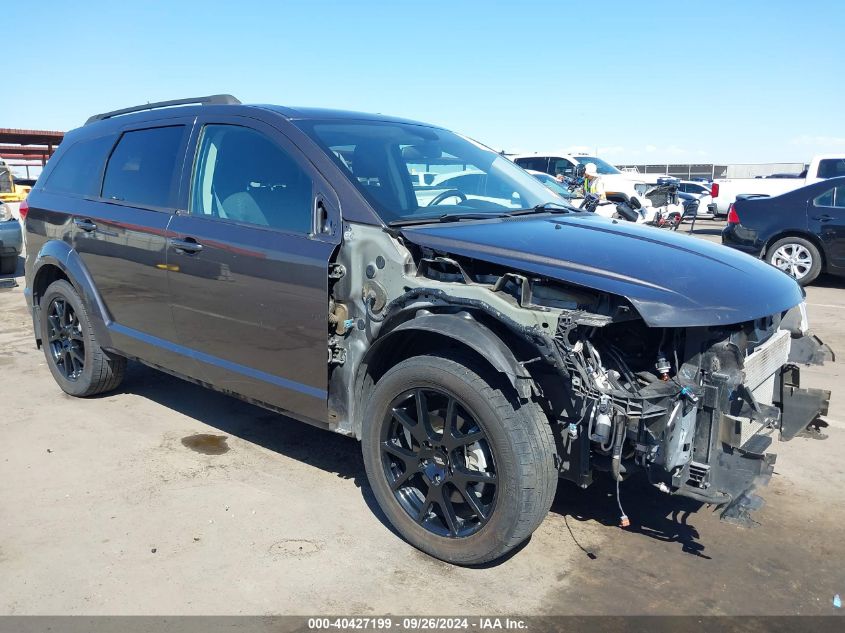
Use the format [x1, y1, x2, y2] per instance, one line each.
[190, 125, 313, 233]
[45, 135, 116, 196]
[551, 158, 576, 178]
[813, 186, 845, 208]
[295, 121, 560, 223]
[102, 126, 185, 208]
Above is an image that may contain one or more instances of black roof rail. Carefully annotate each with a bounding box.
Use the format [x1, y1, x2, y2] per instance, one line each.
[84, 94, 241, 125]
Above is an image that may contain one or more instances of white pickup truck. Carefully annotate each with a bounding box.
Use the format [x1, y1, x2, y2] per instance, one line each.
[711, 154, 845, 216]
[512, 153, 651, 202]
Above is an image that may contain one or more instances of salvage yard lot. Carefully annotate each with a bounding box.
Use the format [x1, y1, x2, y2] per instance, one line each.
[1, 222, 843, 615]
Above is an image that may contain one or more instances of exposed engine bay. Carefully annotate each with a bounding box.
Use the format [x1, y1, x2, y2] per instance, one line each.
[326, 222, 832, 522]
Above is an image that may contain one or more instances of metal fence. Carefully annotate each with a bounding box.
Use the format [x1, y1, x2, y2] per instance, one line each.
[615, 163, 807, 180]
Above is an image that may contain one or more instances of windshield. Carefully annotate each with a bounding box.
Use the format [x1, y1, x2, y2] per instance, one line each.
[573, 156, 621, 175]
[296, 120, 559, 223]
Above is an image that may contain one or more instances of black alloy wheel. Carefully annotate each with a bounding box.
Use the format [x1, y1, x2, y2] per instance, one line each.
[46, 297, 85, 380]
[380, 387, 497, 538]
[39, 279, 126, 397]
[362, 353, 557, 565]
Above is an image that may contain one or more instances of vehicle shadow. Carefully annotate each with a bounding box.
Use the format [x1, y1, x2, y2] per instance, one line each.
[113, 361, 401, 538]
[686, 222, 724, 237]
[811, 273, 845, 290]
[106, 362, 714, 562]
[550, 472, 712, 559]
[0, 255, 24, 286]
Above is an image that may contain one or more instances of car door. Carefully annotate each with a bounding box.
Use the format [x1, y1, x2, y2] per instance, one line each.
[166, 116, 340, 424]
[809, 184, 845, 273]
[72, 119, 194, 369]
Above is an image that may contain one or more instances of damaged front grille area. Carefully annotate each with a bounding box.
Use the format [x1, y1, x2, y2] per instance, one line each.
[744, 328, 791, 401]
[545, 313, 823, 522]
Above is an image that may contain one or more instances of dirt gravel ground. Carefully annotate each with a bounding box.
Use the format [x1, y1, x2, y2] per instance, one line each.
[1, 221, 843, 616]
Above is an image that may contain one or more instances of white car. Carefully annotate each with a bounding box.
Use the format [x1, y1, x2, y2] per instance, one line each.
[525, 170, 579, 203]
[678, 181, 716, 219]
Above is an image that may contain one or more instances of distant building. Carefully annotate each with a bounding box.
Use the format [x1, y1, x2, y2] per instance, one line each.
[615, 162, 807, 180]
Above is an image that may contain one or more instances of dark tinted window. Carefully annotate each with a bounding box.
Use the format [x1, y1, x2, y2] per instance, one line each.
[514, 157, 548, 172]
[817, 159, 845, 179]
[102, 126, 184, 207]
[551, 158, 576, 177]
[44, 135, 115, 195]
[190, 125, 313, 233]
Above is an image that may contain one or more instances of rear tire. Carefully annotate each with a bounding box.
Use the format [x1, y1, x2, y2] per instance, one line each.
[39, 279, 126, 397]
[0, 255, 16, 275]
[361, 352, 557, 565]
[766, 237, 822, 286]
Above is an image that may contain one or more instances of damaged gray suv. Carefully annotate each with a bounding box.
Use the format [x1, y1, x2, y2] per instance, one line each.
[23, 95, 832, 564]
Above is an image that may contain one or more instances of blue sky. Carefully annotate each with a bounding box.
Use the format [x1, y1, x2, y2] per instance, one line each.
[3, 0, 843, 164]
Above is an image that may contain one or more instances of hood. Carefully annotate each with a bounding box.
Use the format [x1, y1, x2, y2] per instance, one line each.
[400, 214, 803, 327]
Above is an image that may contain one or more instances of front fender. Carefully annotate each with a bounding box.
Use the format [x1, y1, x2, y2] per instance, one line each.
[376, 312, 534, 398]
[28, 240, 113, 349]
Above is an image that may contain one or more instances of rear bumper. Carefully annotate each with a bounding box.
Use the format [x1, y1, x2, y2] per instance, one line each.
[721, 223, 764, 257]
[0, 219, 23, 256]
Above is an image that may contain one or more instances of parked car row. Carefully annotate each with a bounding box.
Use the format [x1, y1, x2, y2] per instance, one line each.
[18, 95, 831, 565]
[513, 153, 716, 221]
[514, 150, 844, 286]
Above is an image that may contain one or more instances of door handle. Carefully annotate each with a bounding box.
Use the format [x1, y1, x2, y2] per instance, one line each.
[169, 237, 204, 254]
[813, 214, 833, 222]
[73, 218, 97, 232]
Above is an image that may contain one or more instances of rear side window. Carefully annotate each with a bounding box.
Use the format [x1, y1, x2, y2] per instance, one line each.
[102, 126, 185, 208]
[44, 135, 115, 196]
[817, 159, 845, 179]
[814, 186, 845, 208]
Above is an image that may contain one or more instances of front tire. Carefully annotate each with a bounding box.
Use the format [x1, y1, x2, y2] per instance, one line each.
[766, 237, 822, 286]
[361, 353, 557, 565]
[39, 279, 126, 397]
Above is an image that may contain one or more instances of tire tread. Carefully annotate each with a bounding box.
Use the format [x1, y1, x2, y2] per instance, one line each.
[41, 280, 126, 397]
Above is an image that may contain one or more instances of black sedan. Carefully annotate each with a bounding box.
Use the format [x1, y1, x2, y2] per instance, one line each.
[722, 176, 845, 285]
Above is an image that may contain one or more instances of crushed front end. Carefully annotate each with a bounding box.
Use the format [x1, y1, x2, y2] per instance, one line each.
[335, 217, 833, 527]
[548, 307, 832, 521]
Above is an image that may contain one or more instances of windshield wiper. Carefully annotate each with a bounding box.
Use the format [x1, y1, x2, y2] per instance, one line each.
[506, 202, 576, 216]
[389, 212, 509, 227]
[387, 203, 578, 227]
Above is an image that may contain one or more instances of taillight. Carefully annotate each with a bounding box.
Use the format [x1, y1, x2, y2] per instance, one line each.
[727, 203, 740, 224]
[18, 199, 29, 221]
[711, 183, 719, 198]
